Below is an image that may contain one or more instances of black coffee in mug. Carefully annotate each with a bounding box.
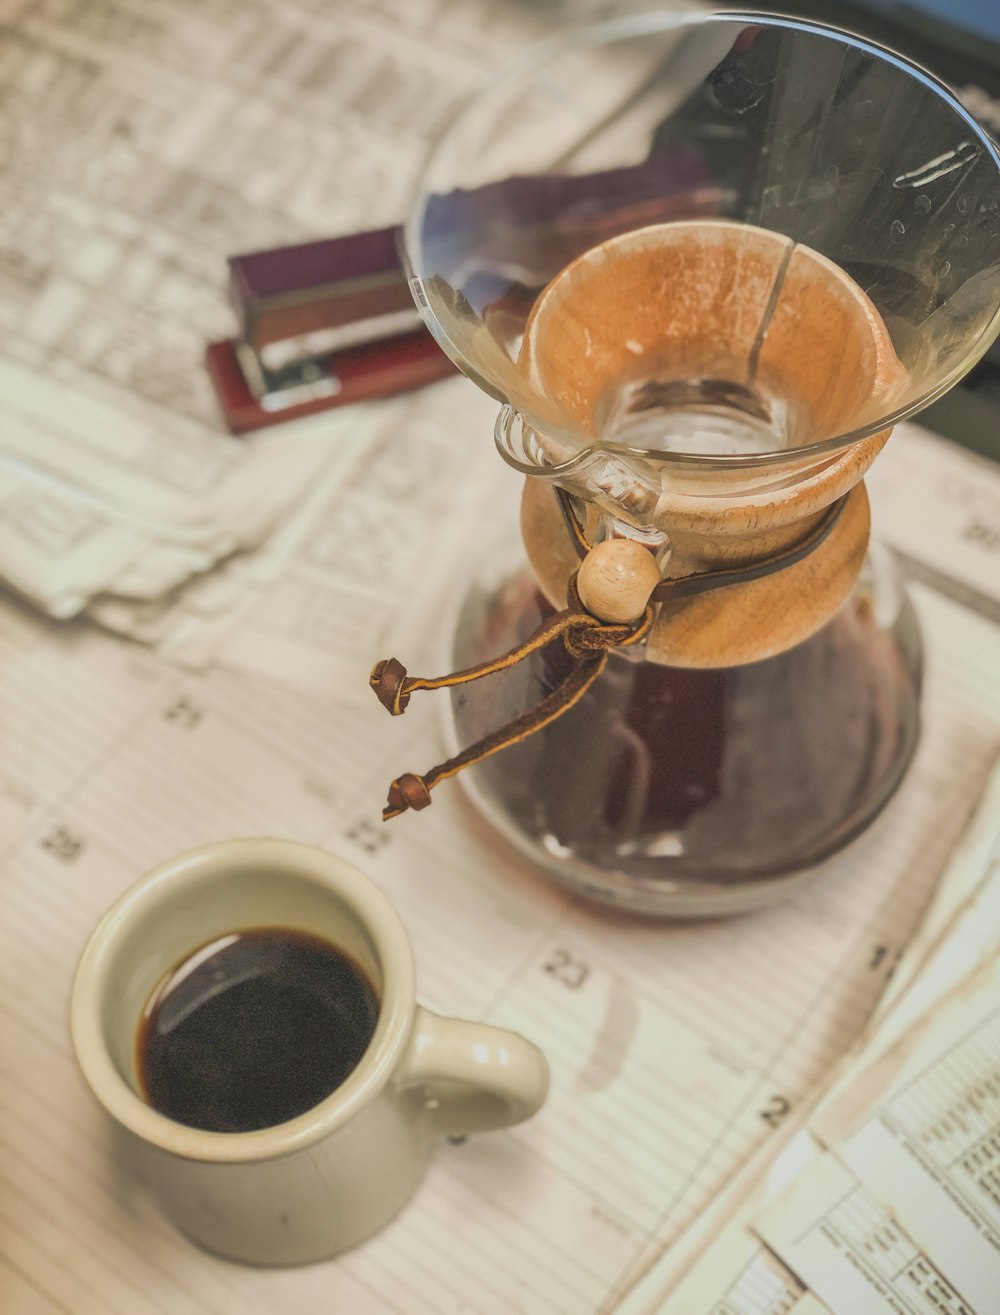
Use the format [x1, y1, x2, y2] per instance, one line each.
[137, 927, 380, 1133]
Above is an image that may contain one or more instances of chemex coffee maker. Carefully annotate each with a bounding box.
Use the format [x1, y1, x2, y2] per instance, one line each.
[369, 11, 1000, 916]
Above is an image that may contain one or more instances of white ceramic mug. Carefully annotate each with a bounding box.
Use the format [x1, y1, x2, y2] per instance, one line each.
[70, 838, 549, 1266]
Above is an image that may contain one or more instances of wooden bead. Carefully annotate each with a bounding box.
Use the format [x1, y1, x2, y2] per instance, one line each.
[577, 539, 661, 623]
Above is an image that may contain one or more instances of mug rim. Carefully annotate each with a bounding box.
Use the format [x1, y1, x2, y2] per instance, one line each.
[69, 837, 417, 1165]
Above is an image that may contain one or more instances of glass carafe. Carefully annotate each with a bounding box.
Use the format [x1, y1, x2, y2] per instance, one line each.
[390, 11, 1000, 916]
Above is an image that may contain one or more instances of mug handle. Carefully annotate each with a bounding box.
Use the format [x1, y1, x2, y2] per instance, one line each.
[395, 1007, 549, 1138]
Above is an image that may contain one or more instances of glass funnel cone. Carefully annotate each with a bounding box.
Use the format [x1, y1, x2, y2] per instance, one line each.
[406, 11, 1000, 490]
[393, 12, 1000, 915]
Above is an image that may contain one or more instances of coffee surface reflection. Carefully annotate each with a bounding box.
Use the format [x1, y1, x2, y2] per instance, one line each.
[137, 927, 379, 1133]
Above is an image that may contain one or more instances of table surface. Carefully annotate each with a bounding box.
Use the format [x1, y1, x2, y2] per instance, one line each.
[1, 4, 1000, 1315]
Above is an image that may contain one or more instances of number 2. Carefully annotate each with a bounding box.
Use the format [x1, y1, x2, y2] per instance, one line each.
[760, 1094, 791, 1127]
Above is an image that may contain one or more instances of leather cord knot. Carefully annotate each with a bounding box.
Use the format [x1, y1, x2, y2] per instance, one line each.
[385, 772, 433, 814]
[370, 657, 412, 714]
[562, 612, 641, 657]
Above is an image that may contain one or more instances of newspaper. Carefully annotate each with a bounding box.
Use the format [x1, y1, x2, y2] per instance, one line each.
[616, 757, 1000, 1314]
[1, 4, 1000, 1314]
[0, 0, 549, 623]
[1, 468, 998, 1315]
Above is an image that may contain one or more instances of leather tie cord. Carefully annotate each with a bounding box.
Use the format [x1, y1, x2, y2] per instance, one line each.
[554, 487, 847, 600]
[370, 576, 654, 819]
[370, 491, 847, 821]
